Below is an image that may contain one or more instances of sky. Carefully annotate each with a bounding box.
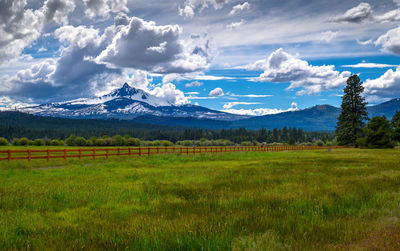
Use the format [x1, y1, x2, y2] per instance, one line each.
[1, 0, 400, 115]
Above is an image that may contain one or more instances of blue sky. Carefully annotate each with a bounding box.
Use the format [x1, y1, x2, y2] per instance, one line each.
[1, 0, 400, 115]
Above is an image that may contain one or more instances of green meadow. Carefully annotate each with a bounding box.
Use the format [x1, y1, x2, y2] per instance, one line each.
[0, 149, 399, 250]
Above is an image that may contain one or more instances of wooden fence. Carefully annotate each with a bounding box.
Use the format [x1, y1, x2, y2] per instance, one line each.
[0, 145, 349, 162]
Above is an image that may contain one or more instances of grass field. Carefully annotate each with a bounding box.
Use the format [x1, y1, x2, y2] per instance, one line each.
[0, 149, 400, 250]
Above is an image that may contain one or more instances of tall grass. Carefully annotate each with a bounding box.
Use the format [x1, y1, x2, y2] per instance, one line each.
[0, 149, 399, 250]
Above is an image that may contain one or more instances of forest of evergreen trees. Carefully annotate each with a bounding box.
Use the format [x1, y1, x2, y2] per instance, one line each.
[0, 111, 335, 145]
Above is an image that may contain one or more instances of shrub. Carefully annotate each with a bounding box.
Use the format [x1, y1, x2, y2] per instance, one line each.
[392, 113, 400, 143]
[86, 139, 94, 146]
[241, 141, 252, 146]
[182, 140, 193, 146]
[161, 140, 173, 147]
[66, 135, 77, 146]
[200, 140, 212, 146]
[314, 140, 324, 146]
[362, 116, 394, 149]
[142, 141, 155, 146]
[74, 137, 87, 146]
[52, 139, 65, 146]
[12, 138, 21, 146]
[33, 139, 45, 146]
[0, 137, 8, 146]
[127, 138, 140, 146]
[20, 137, 29, 146]
[152, 140, 162, 146]
[113, 135, 124, 146]
[95, 138, 105, 146]
[103, 137, 113, 146]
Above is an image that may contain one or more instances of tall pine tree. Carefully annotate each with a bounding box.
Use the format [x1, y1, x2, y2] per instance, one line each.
[392, 110, 400, 143]
[336, 75, 368, 146]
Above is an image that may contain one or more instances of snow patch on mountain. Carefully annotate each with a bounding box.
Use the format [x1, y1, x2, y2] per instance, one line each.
[18, 83, 248, 121]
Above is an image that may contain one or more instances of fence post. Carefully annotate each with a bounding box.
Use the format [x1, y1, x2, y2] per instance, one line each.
[156, 147, 159, 154]
[64, 149, 67, 160]
[28, 149, 31, 163]
[117, 148, 120, 156]
[128, 148, 131, 156]
[139, 147, 141, 156]
[78, 149, 81, 160]
[7, 150, 10, 161]
[186, 147, 189, 155]
[106, 149, 109, 159]
[47, 149, 50, 161]
[93, 148, 95, 160]
[148, 147, 150, 156]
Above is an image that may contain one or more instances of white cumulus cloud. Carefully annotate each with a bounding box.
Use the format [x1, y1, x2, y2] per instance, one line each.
[179, 0, 228, 18]
[222, 102, 298, 116]
[247, 48, 350, 95]
[227, 20, 244, 29]
[150, 83, 189, 105]
[229, 2, 250, 16]
[364, 67, 400, 102]
[209, 87, 224, 96]
[375, 26, 400, 55]
[83, 0, 128, 19]
[96, 16, 210, 74]
[328, 2, 372, 23]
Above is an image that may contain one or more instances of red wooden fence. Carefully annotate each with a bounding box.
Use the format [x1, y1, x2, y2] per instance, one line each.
[0, 146, 350, 162]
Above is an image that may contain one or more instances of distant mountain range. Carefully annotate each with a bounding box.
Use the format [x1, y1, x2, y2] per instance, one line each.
[231, 98, 400, 131]
[9, 83, 400, 131]
[19, 83, 247, 121]
[133, 99, 400, 131]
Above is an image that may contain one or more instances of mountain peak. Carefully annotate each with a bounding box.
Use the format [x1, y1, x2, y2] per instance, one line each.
[111, 83, 140, 98]
[122, 82, 131, 89]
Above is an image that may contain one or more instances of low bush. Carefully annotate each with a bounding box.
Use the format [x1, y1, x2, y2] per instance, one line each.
[0, 137, 8, 146]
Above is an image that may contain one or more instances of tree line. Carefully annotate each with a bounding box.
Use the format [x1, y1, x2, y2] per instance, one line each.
[0, 127, 336, 147]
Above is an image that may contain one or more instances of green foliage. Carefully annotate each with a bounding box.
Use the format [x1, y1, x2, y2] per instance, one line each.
[181, 140, 193, 146]
[336, 75, 368, 146]
[65, 134, 77, 146]
[127, 138, 140, 146]
[12, 138, 21, 146]
[20, 137, 29, 146]
[0, 137, 8, 146]
[113, 135, 124, 146]
[314, 139, 325, 146]
[33, 139, 45, 146]
[392, 110, 400, 142]
[241, 141, 252, 146]
[74, 137, 87, 146]
[0, 111, 335, 144]
[50, 139, 64, 146]
[362, 116, 394, 149]
[161, 140, 173, 147]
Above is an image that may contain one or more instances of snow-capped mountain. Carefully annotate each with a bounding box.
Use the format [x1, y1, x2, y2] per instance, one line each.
[19, 83, 247, 121]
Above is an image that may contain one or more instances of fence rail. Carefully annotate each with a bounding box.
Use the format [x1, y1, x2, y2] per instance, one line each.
[0, 146, 350, 162]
